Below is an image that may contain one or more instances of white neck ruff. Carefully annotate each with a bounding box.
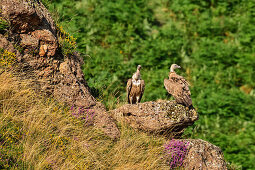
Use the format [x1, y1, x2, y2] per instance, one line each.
[132, 79, 141, 86]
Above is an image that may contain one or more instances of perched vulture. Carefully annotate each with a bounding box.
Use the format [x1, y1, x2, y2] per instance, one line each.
[164, 64, 193, 109]
[127, 65, 145, 104]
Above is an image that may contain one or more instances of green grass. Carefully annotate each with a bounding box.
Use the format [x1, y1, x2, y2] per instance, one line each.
[0, 17, 8, 34]
[47, 0, 255, 169]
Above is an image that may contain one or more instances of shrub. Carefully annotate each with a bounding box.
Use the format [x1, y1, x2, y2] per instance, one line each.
[56, 24, 77, 57]
[0, 49, 16, 68]
[0, 17, 8, 34]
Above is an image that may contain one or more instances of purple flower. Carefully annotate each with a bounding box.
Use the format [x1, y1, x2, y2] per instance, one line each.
[71, 106, 95, 126]
[164, 139, 189, 169]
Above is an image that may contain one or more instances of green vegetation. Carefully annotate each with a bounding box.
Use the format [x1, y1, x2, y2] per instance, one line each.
[0, 49, 16, 68]
[56, 24, 77, 57]
[0, 17, 8, 34]
[48, 0, 255, 169]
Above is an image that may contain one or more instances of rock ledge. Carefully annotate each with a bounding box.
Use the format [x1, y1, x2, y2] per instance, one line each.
[109, 100, 198, 137]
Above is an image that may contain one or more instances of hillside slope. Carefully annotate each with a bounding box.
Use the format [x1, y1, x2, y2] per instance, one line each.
[0, 71, 168, 169]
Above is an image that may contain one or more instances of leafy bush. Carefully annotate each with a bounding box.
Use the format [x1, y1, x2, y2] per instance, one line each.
[56, 24, 77, 57]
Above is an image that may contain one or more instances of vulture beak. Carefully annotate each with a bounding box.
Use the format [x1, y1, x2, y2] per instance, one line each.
[137, 65, 142, 70]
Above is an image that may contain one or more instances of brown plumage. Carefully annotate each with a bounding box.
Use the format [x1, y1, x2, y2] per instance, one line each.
[164, 64, 193, 108]
[127, 65, 145, 104]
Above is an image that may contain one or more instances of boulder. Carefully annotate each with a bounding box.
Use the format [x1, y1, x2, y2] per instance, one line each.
[31, 29, 58, 57]
[1, 0, 56, 34]
[109, 100, 198, 137]
[182, 139, 227, 170]
[0, 0, 120, 140]
[0, 34, 19, 55]
[93, 102, 121, 139]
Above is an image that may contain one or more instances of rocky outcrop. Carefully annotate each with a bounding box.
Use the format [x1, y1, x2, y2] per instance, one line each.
[1, 0, 56, 34]
[0, 34, 19, 55]
[0, 0, 120, 139]
[182, 139, 227, 170]
[109, 100, 198, 137]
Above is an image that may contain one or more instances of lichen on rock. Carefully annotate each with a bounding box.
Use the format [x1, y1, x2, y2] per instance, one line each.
[109, 100, 198, 138]
[182, 139, 228, 170]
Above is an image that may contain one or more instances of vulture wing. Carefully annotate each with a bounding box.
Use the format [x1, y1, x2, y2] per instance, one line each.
[170, 72, 190, 87]
[165, 76, 192, 107]
[126, 79, 132, 103]
[138, 80, 145, 102]
[179, 76, 190, 87]
[164, 79, 176, 95]
[175, 85, 192, 107]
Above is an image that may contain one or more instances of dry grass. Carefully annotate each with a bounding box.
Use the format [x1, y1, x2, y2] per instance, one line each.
[0, 70, 168, 169]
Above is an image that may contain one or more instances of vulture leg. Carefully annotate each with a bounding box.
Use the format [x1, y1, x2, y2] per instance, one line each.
[136, 96, 139, 105]
[130, 97, 133, 104]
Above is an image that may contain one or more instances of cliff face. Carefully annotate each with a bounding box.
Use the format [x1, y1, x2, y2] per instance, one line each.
[0, 0, 120, 139]
[1, 0, 95, 108]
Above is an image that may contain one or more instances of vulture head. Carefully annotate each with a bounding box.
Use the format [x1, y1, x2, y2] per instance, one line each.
[137, 65, 142, 71]
[132, 65, 142, 81]
[170, 64, 181, 72]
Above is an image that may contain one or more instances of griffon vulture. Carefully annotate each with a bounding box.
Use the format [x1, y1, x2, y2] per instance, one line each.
[127, 65, 145, 104]
[164, 64, 193, 109]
